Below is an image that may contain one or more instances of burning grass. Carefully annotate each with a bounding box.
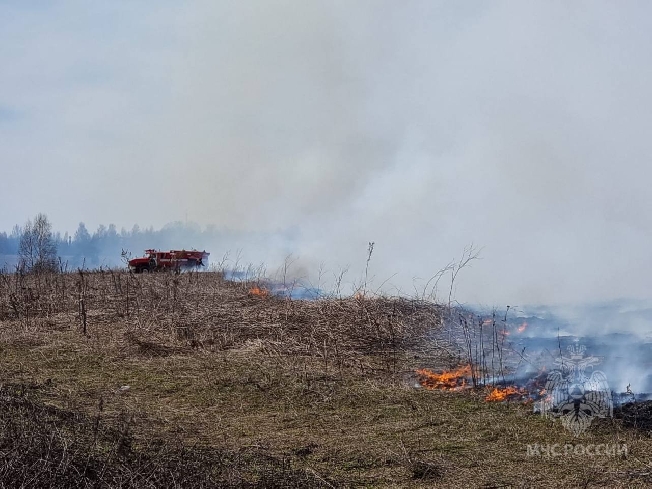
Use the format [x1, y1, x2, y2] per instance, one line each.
[248, 285, 270, 298]
[416, 365, 471, 390]
[1, 270, 652, 487]
[415, 364, 543, 404]
[484, 385, 528, 402]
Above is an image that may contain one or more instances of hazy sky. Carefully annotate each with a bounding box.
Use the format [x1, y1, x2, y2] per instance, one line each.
[2, 1, 652, 306]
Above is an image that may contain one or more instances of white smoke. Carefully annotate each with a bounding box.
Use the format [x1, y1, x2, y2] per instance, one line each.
[1, 2, 652, 306]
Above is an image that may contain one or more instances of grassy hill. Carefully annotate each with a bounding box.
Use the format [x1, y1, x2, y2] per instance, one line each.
[0, 270, 650, 487]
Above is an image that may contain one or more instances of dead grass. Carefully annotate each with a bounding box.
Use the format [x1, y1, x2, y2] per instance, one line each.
[0, 270, 651, 487]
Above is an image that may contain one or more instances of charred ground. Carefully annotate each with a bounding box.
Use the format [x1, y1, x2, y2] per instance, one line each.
[0, 270, 651, 487]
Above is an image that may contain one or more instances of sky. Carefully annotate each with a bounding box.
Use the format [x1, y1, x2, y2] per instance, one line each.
[1, 1, 652, 306]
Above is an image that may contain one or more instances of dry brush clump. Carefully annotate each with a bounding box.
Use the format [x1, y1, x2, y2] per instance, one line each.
[0, 268, 445, 367]
[0, 383, 333, 488]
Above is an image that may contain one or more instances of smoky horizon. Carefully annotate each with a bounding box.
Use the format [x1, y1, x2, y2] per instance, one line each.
[2, 2, 652, 306]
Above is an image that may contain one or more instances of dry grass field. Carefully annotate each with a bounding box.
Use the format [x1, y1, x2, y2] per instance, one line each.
[1, 270, 651, 487]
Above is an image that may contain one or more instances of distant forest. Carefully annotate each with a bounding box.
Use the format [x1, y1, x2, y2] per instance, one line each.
[0, 220, 283, 270]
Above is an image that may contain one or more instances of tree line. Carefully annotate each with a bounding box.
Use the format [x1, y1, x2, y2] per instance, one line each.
[0, 214, 249, 272]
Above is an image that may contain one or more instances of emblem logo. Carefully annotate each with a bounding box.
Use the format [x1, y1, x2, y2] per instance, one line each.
[537, 344, 612, 436]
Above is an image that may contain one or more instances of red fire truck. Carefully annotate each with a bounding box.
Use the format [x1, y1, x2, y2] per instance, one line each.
[128, 249, 209, 274]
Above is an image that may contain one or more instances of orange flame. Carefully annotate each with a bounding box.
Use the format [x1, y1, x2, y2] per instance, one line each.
[416, 365, 472, 390]
[249, 285, 269, 298]
[485, 386, 526, 402]
[517, 321, 528, 333]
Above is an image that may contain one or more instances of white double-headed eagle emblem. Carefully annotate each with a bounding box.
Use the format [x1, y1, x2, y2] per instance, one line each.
[539, 344, 612, 436]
